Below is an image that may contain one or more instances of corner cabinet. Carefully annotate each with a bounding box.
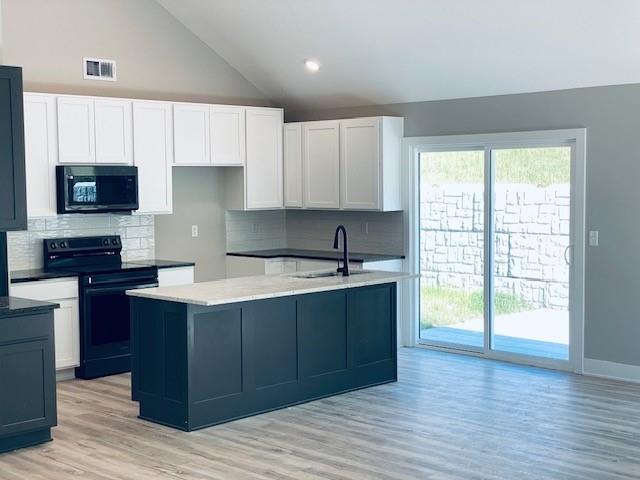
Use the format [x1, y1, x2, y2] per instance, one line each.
[0, 66, 27, 231]
[237, 107, 283, 210]
[286, 116, 403, 212]
[283, 123, 303, 207]
[133, 101, 174, 214]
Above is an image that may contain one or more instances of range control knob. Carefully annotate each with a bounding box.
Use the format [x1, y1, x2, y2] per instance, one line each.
[112, 238, 118, 245]
[60, 241, 67, 248]
[103, 239, 110, 246]
[49, 242, 57, 250]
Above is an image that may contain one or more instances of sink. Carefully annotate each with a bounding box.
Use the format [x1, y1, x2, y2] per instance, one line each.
[291, 270, 371, 279]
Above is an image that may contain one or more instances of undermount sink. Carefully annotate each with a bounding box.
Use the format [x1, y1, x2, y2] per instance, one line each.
[291, 270, 371, 279]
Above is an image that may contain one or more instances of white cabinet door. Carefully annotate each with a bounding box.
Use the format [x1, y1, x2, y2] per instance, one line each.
[54, 299, 80, 370]
[57, 96, 95, 163]
[94, 98, 133, 164]
[133, 101, 173, 214]
[23, 94, 58, 217]
[210, 105, 245, 166]
[173, 103, 210, 165]
[245, 108, 283, 209]
[158, 266, 194, 287]
[283, 123, 303, 208]
[303, 121, 340, 209]
[340, 117, 381, 210]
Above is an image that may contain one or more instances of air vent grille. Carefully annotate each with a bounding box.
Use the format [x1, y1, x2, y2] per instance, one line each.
[83, 57, 117, 81]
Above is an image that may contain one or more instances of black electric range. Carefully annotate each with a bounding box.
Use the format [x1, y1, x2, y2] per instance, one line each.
[44, 235, 158, 379]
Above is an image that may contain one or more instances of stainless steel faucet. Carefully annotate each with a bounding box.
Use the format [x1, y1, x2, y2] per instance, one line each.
[333, 225, 350, 276]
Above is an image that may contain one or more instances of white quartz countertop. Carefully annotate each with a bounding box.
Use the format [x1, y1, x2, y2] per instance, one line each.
[126, 270, 414, 306]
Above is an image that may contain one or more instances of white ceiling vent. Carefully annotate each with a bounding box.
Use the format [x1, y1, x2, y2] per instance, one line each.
[83, 57, 117, 81]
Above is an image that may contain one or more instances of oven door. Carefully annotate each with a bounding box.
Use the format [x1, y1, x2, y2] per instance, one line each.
[57, 165, 139, 213]
[81, 279, 157, 361]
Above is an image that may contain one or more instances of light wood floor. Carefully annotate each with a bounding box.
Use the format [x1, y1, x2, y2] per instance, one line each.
[1, 348, 640, 480]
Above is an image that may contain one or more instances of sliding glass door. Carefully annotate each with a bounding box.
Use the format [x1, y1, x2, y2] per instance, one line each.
[416, 136, 581, 369]
[419, 150, 485, 351]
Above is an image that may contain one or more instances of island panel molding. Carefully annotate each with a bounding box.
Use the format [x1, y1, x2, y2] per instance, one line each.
[130, 283, 397, 431]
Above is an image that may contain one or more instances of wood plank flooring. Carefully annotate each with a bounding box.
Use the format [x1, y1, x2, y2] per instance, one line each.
[1, 348, 640, 479]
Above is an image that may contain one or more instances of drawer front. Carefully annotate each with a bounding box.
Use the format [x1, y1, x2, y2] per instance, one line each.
[11, 278, 78, 301]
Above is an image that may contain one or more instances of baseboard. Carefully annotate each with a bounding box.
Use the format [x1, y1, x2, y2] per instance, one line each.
[56, 368, 76, 382]
[583, 358, 640, 384]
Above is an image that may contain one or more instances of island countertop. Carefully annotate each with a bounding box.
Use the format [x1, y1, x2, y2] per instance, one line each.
[126, 270, 412, 306]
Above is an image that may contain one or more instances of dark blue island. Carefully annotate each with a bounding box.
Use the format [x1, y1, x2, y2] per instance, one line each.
[128, 271, 408, 431]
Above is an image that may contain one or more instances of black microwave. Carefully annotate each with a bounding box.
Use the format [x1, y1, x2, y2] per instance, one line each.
[56, 165, 139, 214]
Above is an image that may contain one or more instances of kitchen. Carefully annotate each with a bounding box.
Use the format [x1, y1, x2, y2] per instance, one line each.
[2, 1, 640, 479]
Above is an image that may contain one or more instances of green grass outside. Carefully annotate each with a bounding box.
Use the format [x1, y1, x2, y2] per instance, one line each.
[421, 147, 570, 187]
[420, 286, 530, 330]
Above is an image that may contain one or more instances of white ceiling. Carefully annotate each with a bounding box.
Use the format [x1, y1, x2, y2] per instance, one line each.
[157, 0, 640, 111]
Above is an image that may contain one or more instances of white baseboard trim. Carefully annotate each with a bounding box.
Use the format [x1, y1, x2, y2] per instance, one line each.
[583, 358, 640, 384]
[56, 368, 76, 382]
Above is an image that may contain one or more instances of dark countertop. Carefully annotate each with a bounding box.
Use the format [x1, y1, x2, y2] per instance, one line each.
[0, 296, 59, 317]
[227, 248, 404, 263]
[10, 260, 195, 284]
[133, 259, 196, 269]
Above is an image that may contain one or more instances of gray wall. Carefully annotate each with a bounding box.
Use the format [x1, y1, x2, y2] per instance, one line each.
[155, 168, 227, 282]
[1, 0, 266, 105]
[289, 83, 640, 368]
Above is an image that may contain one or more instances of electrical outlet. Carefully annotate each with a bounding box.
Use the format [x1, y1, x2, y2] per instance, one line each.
[361, 222, 369, 234]
[191, 225, 199, 238]
[251, 223, 260, 234]
[589, 230, 599, 246]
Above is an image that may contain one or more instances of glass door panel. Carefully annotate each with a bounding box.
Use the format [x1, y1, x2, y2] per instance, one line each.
[419, 150, 485, 350]
[490, 147, 571, 360]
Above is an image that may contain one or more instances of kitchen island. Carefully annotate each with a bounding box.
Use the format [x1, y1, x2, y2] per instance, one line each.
[127, 270, 410, 431]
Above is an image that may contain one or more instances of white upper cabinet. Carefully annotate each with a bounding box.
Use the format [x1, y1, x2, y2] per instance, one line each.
[303, 121, 340, 209]
[210, 105, 245, 166]
[57, 96, 95, 164]
[133, 101, 174, 214]
[340, 117, 381, 210]
[94, 98, 133, 164]
[173, 103, 210, 165]
[283, 123, 303, 208]
[244, 108, 283, 209]
[23, 93, 58, 218]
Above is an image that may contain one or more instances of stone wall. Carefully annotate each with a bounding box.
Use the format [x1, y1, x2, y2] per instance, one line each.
[421, 184, 570, 309]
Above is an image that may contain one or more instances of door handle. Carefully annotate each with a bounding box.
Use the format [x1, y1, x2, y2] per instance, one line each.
[564, 245, 573, 266]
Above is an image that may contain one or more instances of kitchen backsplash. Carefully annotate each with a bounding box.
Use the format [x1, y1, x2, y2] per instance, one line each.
[226, 210, 286, 252]
[7, 214, 155, 271]
[226, 209, 404, 255]
[286, 210, 404, 255]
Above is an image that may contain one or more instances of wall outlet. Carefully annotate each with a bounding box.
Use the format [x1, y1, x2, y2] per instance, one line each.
[251, 223, 260, 234]
[589, 230, 599, 246]
[360, 222, 369, 234]
[191, 225, 199, 238]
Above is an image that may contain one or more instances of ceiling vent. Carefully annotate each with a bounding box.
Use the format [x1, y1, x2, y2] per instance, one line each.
[83, 57, 117, 81]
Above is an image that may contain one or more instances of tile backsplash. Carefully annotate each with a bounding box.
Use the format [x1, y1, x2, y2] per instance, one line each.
[226, 210, 286, 252]
[7, 214, 155, 271]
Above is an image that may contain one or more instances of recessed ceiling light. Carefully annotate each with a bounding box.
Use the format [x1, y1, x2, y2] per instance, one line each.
[304, 59, 320, 73]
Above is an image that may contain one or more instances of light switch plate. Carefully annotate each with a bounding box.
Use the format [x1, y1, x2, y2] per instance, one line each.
[589, 230, 599, 246]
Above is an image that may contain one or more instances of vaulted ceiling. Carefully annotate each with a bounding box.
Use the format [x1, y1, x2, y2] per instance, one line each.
[157, 0, 640, 111]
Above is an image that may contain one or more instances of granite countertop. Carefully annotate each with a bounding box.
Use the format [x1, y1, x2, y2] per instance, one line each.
[127, 270, 414, 307]
[0, 297, 59, 317]
[10, 259, 195, 284]
[227, 248, 404, 263]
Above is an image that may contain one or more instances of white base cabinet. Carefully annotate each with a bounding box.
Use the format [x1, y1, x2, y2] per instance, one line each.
[158, 266, 195, 287]
[226, 256, 400, 279]
[11, 278, 80, 371]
